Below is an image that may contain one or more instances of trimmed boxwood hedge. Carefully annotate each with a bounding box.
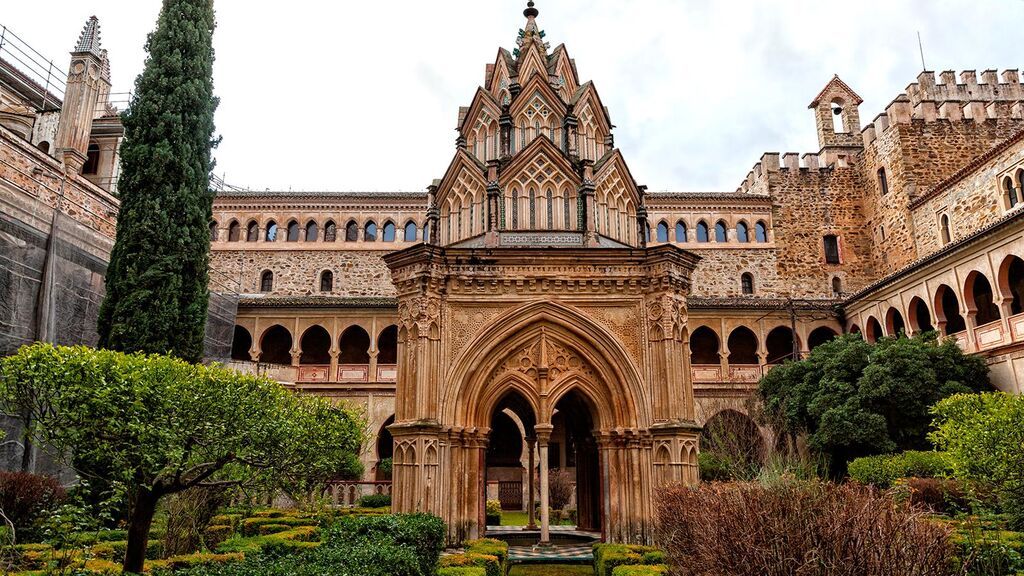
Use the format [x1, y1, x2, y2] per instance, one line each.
[594, 543, 665, 576]
[611, 565, 669, 575]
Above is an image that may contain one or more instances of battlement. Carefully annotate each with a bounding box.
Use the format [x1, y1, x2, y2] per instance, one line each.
[736, 151, 852, 194]
[862, 69, 1024, 147]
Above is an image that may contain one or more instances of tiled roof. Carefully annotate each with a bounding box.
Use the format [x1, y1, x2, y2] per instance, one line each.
[808, 74, 864, 108]
[215, 190, 427, 200]
[646, 191, 771, 202]
[908, 127, 1024, 209]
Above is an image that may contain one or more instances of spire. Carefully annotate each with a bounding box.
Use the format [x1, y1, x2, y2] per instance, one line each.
[75, 16, 103, 57]
[515, 1, 548, 56]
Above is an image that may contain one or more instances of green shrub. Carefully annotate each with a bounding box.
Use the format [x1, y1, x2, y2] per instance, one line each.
[484, 499, 501, 526]
[209, 514, 242, 529]
[698, 451, 732, 482]
[323, 513, 445, 576]
[149, 551, 245, 570]
[356, 493, 392, 508]
[257, 523, 292, 535]
[438, 552, 501, 576]
[465, 538, 508, 565]
[593, 543, 661, 576]
[214, 526, 320, 555]
[240, 516, 316, 536]
[438, 568, 486, 576]
[157, 540, 420, 576]
[847, 451, 952, 488]
[612, 566, 669, 576]
[95, 529, 129, 542]
[204, 524, 235, 549]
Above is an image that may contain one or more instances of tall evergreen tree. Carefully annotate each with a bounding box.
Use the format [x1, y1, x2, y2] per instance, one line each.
[97, 0, 218, 363]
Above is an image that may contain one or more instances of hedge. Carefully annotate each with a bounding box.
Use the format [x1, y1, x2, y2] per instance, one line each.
[847, 450, 952, 488]
[594, 543, 663, 576]
[438, 568, 487, 576]
[323, 513, 445, 576]
[240, 515, 316, 536]
[465, 538, 509, 565]
[438, 552, 501, 576]
[357, 493, 392, 508]
[612, 566, 669, 576]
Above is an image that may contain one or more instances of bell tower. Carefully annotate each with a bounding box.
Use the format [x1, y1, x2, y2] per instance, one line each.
[809, 75, 864, 152]
[54, 16, 110, 175]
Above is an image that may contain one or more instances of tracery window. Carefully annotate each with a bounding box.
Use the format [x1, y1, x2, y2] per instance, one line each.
[529, 188, 537, 228]
[546, 188, 554, 229]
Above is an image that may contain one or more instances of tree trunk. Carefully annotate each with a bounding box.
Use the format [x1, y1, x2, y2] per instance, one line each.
[123, 488, 159, 574]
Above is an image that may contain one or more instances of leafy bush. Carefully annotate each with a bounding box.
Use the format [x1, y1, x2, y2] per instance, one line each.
[949, 516, 1024, 576]
[847, 450, 952, 488]
[323, 513, 445, 576]
[931, 392, 1024, 530]
[357, 493, 392, 508]
[593, 543, 662, 576]
[655, 481, 954, 576]
[438, 552, 501, 576]
[465, 538, 508, 565]
[485, 499, 501, 525]
[203, 525, 235, 550]
[240, 516, 316, 536]
[611, 566, 669, 576]
[698, 451, 731, 482]
[0, 471, 66, 540]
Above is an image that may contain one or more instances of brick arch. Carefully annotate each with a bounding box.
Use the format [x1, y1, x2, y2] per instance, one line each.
[444, 300, 647, 431]
[997, 254, 1024, 315]
[964, 269, 1001, 325]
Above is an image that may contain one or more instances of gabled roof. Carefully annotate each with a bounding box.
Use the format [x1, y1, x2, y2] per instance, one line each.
[457, 86, 503, 133]
[434, 148, 488, 206]
[570, 81, 614, 133]
[498, 133, 579, 187]
[808, 74, 864, 108]
[510, 72, 568, 117]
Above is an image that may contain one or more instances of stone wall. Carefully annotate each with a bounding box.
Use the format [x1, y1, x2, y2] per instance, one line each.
[210, 249, 396, 297]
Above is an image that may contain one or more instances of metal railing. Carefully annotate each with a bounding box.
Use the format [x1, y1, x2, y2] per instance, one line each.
[0, 23, 66, 110]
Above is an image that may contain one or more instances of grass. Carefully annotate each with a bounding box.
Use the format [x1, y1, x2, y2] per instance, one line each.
[509, 564, 594, 576]
[497, 511, 574, 527]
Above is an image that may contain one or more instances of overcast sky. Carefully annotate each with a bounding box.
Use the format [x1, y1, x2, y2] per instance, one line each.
[3, 1, 1022, 192]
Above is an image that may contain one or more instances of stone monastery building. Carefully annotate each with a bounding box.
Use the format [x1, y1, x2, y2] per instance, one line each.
[2, 3, 1024, 545]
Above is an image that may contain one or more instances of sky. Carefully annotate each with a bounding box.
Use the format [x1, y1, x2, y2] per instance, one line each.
[3, 0, 1023, 192]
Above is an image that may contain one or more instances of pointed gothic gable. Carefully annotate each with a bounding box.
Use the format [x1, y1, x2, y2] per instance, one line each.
[571, 82, 613, 134]
[436, 149, 489, 244]
[487, 49, 515, 103]
[547, 44, 580, 101]
[436, 149, 487, 207]
[457, 87, 503, 135]
[514, 40, 550, 86]
[510, 73, 567, 125]
[499, 134, 578, 189]
[592, 150, 641, 244]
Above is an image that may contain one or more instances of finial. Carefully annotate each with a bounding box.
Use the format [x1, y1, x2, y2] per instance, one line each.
[524, 1, 539, 19]
[75, 16, 103, 56]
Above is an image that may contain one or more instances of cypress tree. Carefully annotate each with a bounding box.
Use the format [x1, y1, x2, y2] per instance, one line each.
[97, 0, 218, 363]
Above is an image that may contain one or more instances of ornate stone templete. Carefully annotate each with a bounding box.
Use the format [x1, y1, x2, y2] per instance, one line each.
[382, 3, 702, 543]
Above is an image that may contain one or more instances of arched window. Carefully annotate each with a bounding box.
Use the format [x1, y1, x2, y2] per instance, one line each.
[656, 221, 669, 243]
[755, 221, 768, 243]
[675, 220, 687, 242]
[886, 307, 907, 337]
[377, 325, 398, 364]
[404, 220, 418, 241]
[823, 235, 840, 264]
[529, 188, 537, 228]
[319, 270, 333, 292]
[546, 188, 554, 228]
[286, 220, 299, 242]
[935, 284, 967, 335]
[696, 221, 710, 243]
[909, 297, 934, 332]
[966, 272, 1001, 326]
[259, 325, 292, 365]
[831, 100, 846, 133]
[714, 221, 728, 242]
[345, 220, 359, 242]
[230, 325, 252, 362]
[324, 221, 337, 242]
[689, 326, 720, 365]
[877, 168, 889, 195]
[727, 327, 759, 365]
[263, 220, 277, 242]
[246, 221, 259, 242]
[1000, 255, 1024, 315]
[765, 326, 797, 364]
[940, 214, 951, 245]
[832, 276, 842, 296]
[299, 326, 332, 365]
[741, 273, 754, 295]
[259, 270, 273, 292]
[382, 221, 396, 242]
[511, 189, 520, 229]
[339, 326, 371, 364]
[1005, 176, 1020, 209]
[227, 221, 241, 242]
[808, 327, 838, 351]
[82, 142, 100, 175]
[865, 317, 883, 343]
[209, 221, 218, 242]
[36, 141, 50, 154]
[736, 222, 749, 243]
[423, 222, 430, 243]
[305, 220, 318, 242]
[364, 221, 378, 242]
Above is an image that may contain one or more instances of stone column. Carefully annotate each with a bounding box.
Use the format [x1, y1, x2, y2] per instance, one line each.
[368, 350, 379, 383]
[535, 424, 553, 545]
[526, 436, 537, 530]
